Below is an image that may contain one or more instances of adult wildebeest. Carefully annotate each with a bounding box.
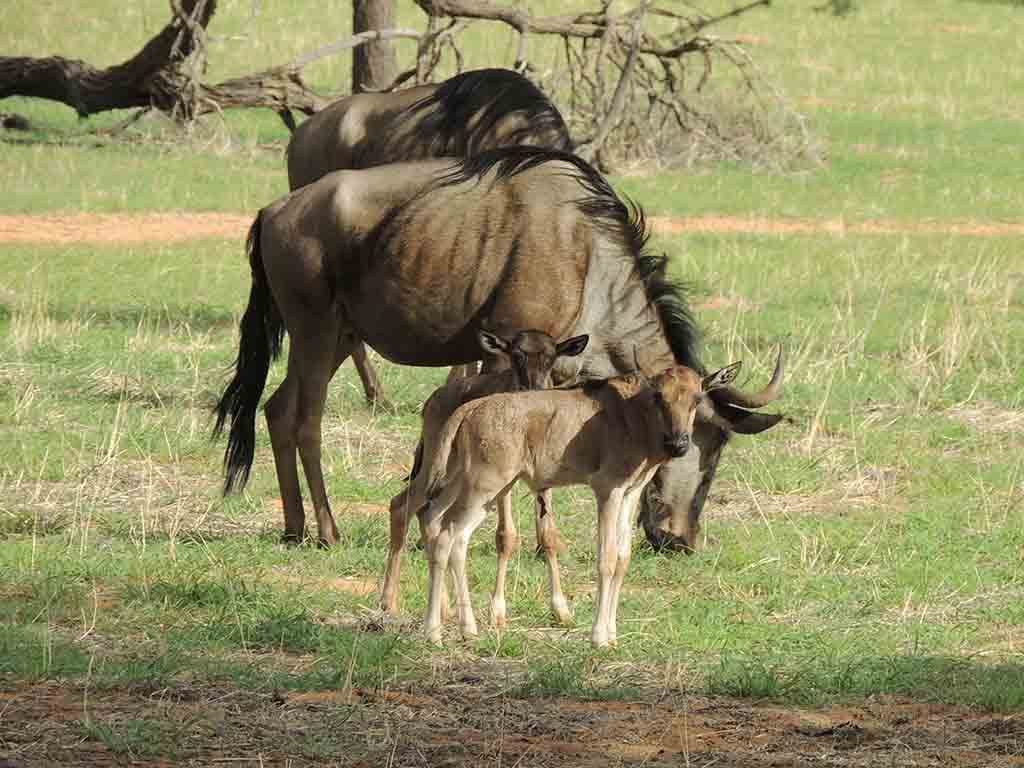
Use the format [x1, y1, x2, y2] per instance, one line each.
[285, 68, 572, 404]
[417, 361, 742, 646]
[212, 146, 784, 549]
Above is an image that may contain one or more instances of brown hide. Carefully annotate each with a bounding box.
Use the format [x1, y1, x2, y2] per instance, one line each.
[214, 146, 702, 547]
[261, 153, 679, 375]
[286, 68, 572, 190]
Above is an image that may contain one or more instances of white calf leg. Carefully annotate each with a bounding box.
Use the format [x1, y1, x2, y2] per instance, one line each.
[591, 489, 623, 647]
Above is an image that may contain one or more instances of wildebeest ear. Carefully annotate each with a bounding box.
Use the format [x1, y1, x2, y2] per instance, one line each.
[703, 361, 742, 391]
[478, 330, 509, 357]
[556, 334, 589, 358]
[714, 401, 786, 435]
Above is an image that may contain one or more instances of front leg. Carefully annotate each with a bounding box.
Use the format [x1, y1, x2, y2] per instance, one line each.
[591, 487, 625, 648]
[606, 486, 643, 645]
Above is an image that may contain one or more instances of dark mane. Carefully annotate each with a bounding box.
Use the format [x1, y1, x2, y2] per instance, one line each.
[431, 146, 704, 372]
[404, 68, 572, 157]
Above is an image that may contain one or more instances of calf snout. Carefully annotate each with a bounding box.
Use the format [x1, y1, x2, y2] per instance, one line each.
[664, 434, 690, 458]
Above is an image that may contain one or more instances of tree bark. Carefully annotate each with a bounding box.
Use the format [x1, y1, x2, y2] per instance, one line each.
[352, 0, 399, 92]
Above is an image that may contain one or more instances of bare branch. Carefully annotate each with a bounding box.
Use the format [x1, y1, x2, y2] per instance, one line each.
[414, 0, 604, 37]
[580, 1, 648, 160]
[290, 28, 423, 70]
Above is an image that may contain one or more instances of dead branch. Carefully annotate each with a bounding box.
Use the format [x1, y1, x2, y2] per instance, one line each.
[407, 0, 804, 168]
[578, 1, 648, 161]
[1, 3, 431, 130]
[414, 0, 604, 38]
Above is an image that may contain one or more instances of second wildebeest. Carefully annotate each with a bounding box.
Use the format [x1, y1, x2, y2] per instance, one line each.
[213, 147, 785, 548]
[285, 68, 572, 404]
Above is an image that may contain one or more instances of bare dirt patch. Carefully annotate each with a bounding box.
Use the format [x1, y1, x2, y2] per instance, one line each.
[650, 215, 1024, 238]
[2, 680, 1022, 767]
[3, 212, 1024, 246]
[0, 212, 250, 244]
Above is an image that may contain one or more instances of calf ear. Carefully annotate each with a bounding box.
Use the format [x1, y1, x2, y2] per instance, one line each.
[478, 330, 509, 357]
[703, 361, 742, 391]
[714, 401, 786, 435]
[556, 334, 589, 358]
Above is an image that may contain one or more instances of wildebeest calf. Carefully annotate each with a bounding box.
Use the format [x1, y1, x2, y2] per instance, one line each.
[418, 361, 742, 647]
[380, 328, 588, 622]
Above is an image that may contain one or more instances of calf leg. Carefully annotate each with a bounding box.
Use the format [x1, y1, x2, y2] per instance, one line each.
[535, 490, 572, 625]
[424, 530, 453, 645]
[448, 498, 490, 639]
[418, 504, 452, 624]
[490, 488, 518, 628]
[380, 486, 413, 614]
[606, 487, 642, 645]
[591, 488, 624, 648]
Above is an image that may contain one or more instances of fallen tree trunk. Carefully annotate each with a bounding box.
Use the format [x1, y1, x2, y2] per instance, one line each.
[0, 0, 216, 118]
[0, 1, 422, 132]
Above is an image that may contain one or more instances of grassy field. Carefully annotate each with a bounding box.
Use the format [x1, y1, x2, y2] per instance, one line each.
[2, 0, 1024, 765]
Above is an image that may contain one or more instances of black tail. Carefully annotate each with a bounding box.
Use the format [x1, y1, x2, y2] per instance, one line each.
[212, 211, 286, 494]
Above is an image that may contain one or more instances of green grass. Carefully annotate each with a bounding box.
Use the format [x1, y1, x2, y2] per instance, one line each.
[2, 228, 1021, 712]
[2, 0, 1024, 736]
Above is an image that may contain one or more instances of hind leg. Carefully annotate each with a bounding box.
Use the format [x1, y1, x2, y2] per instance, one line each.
[421, 495, 458, 645]
[265, 357, 305, 544]
[351, 341, 385, 406]
[447, 494, 490, 639]
[380, 484, 420, 614]
[270, 320, 356, 547]
[301, 328, 362, 546]
[535, 490, 572, 625]
[490, 487, 518, 628]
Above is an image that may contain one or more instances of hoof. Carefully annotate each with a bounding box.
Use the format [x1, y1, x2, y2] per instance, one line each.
[317, 523, 341, 549]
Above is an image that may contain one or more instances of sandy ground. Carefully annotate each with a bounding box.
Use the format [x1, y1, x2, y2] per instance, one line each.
[2, 211, 1024, 244]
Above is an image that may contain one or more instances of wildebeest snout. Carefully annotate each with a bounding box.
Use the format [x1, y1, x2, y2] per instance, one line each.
[664, 433, 690, 458]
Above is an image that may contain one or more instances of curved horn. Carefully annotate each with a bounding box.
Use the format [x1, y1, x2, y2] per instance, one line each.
[710, 345, 785, 410]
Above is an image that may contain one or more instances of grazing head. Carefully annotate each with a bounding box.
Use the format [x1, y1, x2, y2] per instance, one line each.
[639, 346, 788, 552]
[644, 362, 742, 459]
[478, 329, 589, 391]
